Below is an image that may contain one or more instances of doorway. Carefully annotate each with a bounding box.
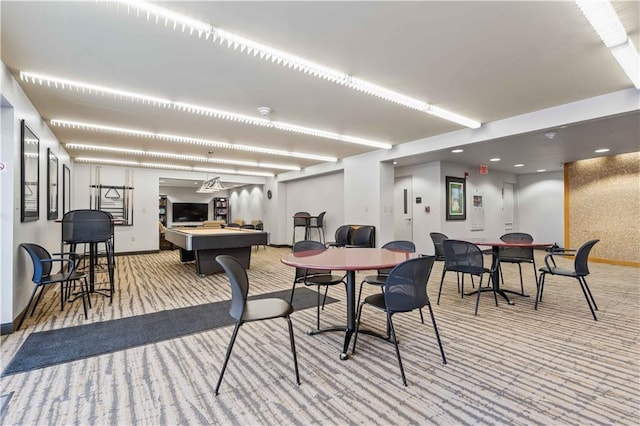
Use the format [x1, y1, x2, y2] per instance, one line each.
[394, 176, 413, 241]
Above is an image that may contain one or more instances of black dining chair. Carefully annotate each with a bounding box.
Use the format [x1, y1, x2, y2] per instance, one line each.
[430, 232, 466, 294]
[346, 226, 375, 248]
[352, 256, 446, 386]
[62, 209, 115, 302]
[214, 255, 300, 395]
[306, 211, 327, 244]
[326, 225, 351, 248]
[356, 240, 422, 322]
[439, 240, 498, 315]
[292, 211, 311, 245]
[498, 232, 537, 295]
[18, 243, 90, 330]
[291, 240, 346, 332]
[535, 239, 600, 320]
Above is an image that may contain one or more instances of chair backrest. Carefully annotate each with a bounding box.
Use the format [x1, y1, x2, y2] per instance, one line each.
[442, 240, 485, 275]
[20, 243, 53, 283]
[254, 222, 264, 231]
[499, 232, 534, 260]
[293, 212, 310, 227]
[312, 211, 326, 228]
[215, 255, 249, 321]
[225, 223, 241, 228]
[379, 240, 416, 275]
[333, 225, 351, 245]
[430, 232, 448, 260]
[574, 239, 600, 276]
[350, 226, 375, 248]
[384, 256, 436, 313]
[241, 224, 255, 229]
[62, 209, 113, 243]
[292, 240, 330, 281]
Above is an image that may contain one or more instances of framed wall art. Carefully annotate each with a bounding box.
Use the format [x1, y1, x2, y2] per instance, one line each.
[446, 176, 466, 221]
[63, 164, 71, 214]
[47, 148, 59, 220]
[21, 120, 40, 222]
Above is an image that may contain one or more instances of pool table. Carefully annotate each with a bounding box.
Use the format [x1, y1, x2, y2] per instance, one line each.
[164, 227, 268, 275]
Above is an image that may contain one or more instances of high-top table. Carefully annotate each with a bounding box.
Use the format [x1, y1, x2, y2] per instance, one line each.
[281, 247, 417, 360]
[291, 213, 318, 244]
[463, 239, 553, 305]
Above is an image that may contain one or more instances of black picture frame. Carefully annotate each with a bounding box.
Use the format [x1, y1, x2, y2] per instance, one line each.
[47, 148, 59, 220]
[63, 164, 71, 214]
[21, 120, 40, 222]
[446, 176, 466, 221]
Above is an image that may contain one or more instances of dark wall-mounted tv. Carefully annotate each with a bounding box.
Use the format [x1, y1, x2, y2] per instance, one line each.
[172, 202, 209, 222]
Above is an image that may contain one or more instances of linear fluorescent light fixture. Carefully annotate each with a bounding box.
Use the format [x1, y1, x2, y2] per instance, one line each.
[50, 119, 336, 162]
[576, 0, 640, 88]
[65, 143, 300, 171]
[104, 0, 481, 129]
[74, 157, 274, 176]
[22, 71, 389, 150]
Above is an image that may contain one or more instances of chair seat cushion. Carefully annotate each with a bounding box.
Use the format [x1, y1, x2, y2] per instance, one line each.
[363, 275, 388, 285]
[362, 293, 420, 313]
[304, 274, 345, 286]
[242, 298, 294, 322]
[500, 257, 533, 263]
[41, 271, 87, 285]
[363, 293, 386, 309]
[539, 266, 577, 277]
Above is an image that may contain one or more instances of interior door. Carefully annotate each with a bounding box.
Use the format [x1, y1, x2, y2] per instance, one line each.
[503, 182, 516, 233]
[394, 176, 413, 241]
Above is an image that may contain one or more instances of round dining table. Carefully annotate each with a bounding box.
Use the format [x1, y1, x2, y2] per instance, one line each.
[281, 247, 417, 360]
[465, 239, 553, 304]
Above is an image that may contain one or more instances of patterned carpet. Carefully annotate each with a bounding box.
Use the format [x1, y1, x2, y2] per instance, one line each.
[1, 246, 638, 425]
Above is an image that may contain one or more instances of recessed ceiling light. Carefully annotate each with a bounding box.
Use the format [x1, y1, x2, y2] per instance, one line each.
[159, 180, 165, 183]
[595, 148, 610, 153]
[489, 158, 500, 162]
[537, 169, 546, 172]
[451, 149, 464, 153]
[393, 161, 397, 165]
[514, 164, 524, 167]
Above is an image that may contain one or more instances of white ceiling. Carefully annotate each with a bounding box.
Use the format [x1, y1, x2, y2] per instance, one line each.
[2, 1, 639, 182]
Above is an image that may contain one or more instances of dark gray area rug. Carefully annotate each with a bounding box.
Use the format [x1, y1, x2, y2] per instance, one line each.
[2, 287, 337, 376]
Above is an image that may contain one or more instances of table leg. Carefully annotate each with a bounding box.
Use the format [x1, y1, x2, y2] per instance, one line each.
[465, 246, 516, 305]
[340, 271, 356, 360]
[89, 242, 96, 292]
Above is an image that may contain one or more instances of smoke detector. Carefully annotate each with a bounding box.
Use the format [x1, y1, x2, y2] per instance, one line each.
[257, 106, 272, 117]
[544, 131, 559, 140]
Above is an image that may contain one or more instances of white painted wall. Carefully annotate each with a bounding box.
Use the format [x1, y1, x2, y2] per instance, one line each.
[228, 184, 264, 225]
[1, 63, 72, 327]
[518, 171, 564, 244]
[281, 172, 344, 245]
[395, 162, 442, 254]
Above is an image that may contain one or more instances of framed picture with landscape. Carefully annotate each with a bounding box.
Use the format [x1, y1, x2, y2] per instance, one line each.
[446, 176, 466, 221]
